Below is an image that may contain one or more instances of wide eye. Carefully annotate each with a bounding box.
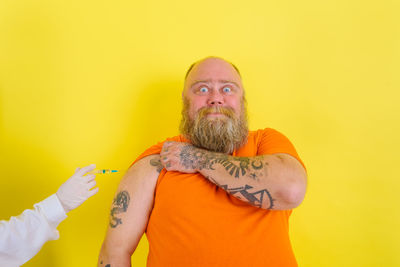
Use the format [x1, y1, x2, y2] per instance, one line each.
[199, 87, 208, 93]
[222, 87, 231, 93]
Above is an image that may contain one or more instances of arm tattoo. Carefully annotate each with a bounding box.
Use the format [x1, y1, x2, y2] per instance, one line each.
[207, 176, 275, 209]
[179, 144, 267, 179]
[150, 158, 163, 173]
[109, 191, 130, 228]
[99, 261, 111, 267]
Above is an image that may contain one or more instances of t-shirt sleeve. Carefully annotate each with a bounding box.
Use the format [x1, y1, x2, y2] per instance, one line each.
[257, 128, 306, 170]
[129, 136, 183, 167]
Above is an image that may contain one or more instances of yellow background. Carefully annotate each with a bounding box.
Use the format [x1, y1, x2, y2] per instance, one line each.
[1, 0, 399, 266]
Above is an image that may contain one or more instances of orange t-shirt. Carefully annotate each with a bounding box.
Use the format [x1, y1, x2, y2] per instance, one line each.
[133, 128, 305, 267]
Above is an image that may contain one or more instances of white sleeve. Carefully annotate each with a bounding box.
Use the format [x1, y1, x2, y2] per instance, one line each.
[0, 194, 68, 267]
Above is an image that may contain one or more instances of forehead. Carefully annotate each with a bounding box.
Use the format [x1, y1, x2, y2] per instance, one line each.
[184, 58, 243, 90]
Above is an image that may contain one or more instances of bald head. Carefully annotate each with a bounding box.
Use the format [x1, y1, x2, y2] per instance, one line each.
[183, 57, 243, 96]
[185, 57, 241, 80]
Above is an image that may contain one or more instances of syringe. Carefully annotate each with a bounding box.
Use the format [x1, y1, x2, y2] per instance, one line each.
[91, 169, 118, 174]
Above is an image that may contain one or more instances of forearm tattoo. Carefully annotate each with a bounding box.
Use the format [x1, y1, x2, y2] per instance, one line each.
[180, 144, 267, 179]
[150, 157, 163, 173]
[207, 176, 275, 209]
[109, 191, 130, 228]
[99, 261, 111, 267]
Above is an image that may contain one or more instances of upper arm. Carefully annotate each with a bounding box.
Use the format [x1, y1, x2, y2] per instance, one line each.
[98, 154, 162, 264]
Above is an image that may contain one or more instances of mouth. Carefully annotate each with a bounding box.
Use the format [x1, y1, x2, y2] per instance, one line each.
[206, 112, 226, 117]
[195, 107, 234, 120]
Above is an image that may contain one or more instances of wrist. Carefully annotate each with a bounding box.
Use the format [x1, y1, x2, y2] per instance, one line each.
[37, 194, 68, 227]
[56, 192, 70, 213]
[192, 147, 202, 172]
[192, 146, 214, 173]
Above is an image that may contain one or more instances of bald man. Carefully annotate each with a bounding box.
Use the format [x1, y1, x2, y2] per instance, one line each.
[98, 57, 307, 267]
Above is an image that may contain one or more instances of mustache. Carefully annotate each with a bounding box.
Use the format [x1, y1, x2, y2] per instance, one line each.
[196, 106, 235, 118]
[180, 99, 248, 154]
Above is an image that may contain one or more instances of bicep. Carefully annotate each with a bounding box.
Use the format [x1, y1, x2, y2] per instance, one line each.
[100, 154, 161, 256]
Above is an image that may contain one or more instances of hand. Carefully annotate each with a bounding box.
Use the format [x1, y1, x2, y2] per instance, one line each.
[160, 141, 199, 173]
[56, 164, 99, 213]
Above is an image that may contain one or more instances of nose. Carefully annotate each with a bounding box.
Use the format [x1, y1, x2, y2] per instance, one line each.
[207, 91, 224, 106]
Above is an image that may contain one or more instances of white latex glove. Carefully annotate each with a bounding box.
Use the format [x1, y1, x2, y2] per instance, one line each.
[56, 164, 99, 213]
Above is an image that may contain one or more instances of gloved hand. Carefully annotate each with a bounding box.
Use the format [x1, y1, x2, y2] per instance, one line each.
[56, 164, 99, 213]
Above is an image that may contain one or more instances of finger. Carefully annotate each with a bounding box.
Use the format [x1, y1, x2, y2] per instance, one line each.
[160, 161, 168, 169]
[163, 141, 173, 148]
[88, 187, 99, 197]
[160, 150, 170, 158]
[162, 144, 170, 153]
[74, 167, 81, 175]
[87, 180, 97, 189]
[77, 164, 96, 176]
[161, 145, 169, 154]
[165, 161, 172, 169]
[85, 174, 96, 182]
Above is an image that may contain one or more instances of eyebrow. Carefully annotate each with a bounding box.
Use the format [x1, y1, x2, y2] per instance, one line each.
[190, 80, 240, 88]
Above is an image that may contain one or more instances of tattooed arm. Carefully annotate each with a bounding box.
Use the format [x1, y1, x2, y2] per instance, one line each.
[160, 142, 306, 210]
[98, 155, 162, 267]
